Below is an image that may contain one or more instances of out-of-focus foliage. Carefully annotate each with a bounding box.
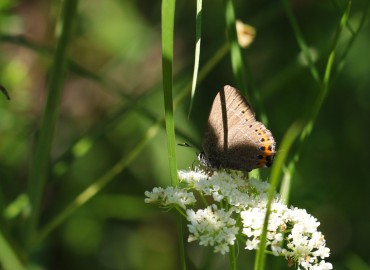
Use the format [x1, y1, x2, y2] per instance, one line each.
[0, 0, 369, 269]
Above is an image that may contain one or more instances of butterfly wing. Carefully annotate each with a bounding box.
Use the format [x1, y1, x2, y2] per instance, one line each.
[202, 85, 275, 171]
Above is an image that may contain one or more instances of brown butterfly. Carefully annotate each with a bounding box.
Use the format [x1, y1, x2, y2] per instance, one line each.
[198, 85, 276, 172]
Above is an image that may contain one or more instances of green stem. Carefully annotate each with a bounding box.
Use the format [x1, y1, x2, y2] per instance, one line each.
[229, 244, 237, 270]
[176, 213, 187, 270]
[25, 0, 78, 250]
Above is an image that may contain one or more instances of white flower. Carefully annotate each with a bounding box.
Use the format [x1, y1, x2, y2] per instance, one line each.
[144, 186, 196, 210]
[186, 204, 238, 255]
[249, 178, 270, 194]
[314, 260, 333, 270]
[246, 238, 260, 250]
[144, 187, 165, 204]
[178, 169, 208, 186]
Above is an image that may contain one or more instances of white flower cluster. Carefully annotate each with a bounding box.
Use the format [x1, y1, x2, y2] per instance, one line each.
[187, 205, 238, 254]
[144, 186, 196, 210]
[145, 169, 332, 270]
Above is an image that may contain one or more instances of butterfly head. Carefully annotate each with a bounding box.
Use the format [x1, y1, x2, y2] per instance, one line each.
[197, 152, 221, 170]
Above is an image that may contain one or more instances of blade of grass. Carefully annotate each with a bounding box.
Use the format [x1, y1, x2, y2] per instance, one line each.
[162, 0, 178, 186]
[188, 0, 202, 118]
[162, 1, 187, 269]
[254, 121, 303, 270]
[0, 230, 26, 270]
[223, 0, 248, 95]
[25, 0, 78, 250]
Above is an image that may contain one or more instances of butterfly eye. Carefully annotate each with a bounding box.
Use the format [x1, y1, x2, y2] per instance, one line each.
[259, 146, 266, 151]
[268, 145, 273, 151]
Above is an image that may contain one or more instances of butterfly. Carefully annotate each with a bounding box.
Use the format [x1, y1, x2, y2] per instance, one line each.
[198, 85, 276, 172]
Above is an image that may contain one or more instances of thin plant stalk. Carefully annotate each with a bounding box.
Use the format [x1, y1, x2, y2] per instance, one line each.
[229, 244, 237, 270]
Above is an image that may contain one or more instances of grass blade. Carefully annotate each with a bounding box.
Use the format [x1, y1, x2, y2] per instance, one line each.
[162, 1, 186, 269]
[162, 0, 178, 185]
[188, 0, 203, 118]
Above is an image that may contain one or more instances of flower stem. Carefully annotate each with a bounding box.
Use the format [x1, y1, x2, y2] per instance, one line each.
[176, 212, 187, 270]
[229, 244, 237, 270]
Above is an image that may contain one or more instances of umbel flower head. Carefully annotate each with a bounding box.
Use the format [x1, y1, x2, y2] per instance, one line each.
[144, 168, 332, 270]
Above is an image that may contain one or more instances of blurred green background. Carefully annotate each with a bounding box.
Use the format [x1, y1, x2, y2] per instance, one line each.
[0, 0, 369, 269]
